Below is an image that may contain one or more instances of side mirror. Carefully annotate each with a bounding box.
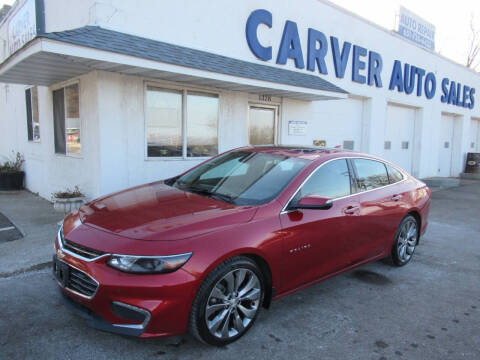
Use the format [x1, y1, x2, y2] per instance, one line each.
[290, 195, 333, 210]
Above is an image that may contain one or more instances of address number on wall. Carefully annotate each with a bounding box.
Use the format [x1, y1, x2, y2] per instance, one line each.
[258, 94, 272, 101]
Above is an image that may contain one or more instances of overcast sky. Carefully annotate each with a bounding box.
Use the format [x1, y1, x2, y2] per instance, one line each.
[1, 0, 479, 68]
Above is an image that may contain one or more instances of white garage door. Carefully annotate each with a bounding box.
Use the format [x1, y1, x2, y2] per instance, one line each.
[470, 118, 480, 152]
[312, 98, 363, 151]
[438, 114, 455, 177]
[384, 104, 415, 173]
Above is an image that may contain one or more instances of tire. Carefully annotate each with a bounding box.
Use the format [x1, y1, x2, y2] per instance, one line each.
[391, 215, 419, 267]
[189, 256, 265, 346]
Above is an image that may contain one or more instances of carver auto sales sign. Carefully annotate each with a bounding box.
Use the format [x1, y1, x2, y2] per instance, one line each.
[246, 9, 475, 110]
[8, 0, 37, 56]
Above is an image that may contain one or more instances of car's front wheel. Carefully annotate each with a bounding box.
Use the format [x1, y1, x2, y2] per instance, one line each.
[189, 256, 264, 346]
[391, 215, 419, 266]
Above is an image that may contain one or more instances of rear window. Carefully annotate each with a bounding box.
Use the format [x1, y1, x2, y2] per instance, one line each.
[386, 165, 404, 184]
[353, 159, 389, 191]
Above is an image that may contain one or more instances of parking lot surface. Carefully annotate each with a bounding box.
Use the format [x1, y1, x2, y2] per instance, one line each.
[1, 183, 479, 360]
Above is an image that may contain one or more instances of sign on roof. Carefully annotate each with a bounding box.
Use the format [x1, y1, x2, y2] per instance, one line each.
[7, 0, 37, 56]
[397, 6, 435, 51]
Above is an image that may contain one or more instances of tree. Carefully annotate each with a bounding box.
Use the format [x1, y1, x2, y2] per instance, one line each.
[466, 14, 480, 70]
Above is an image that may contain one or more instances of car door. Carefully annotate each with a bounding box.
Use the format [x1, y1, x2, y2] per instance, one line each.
[348, 158, 406, 264]
[279, 159, 360, 292]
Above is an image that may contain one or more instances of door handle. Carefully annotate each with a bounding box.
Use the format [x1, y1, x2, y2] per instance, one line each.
[343, 205, 359, 215]
[392, 194, 403, 201]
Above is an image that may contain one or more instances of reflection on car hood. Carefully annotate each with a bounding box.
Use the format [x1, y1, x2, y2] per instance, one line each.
[78, 181, 257, 241]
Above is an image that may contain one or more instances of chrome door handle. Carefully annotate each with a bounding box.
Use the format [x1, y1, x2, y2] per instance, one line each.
[392, 194, 403, 201]
[343, 205, 359, 215]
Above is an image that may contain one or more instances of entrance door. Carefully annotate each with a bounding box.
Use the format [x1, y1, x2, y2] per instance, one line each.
[438, 114, 455, 177]
[248, 105, 278, 145]
[384, 104, 416, 173]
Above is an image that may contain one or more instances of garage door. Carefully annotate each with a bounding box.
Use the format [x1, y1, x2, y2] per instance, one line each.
[438, 114, 455, 177]
[470, 118, 480, 152]
[312, 98, 363, 150]
[384, 104, 415, 173]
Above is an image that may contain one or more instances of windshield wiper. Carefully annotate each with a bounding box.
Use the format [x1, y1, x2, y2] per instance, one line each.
[182, 186, 236, 204]
[209, 192, 236, 204]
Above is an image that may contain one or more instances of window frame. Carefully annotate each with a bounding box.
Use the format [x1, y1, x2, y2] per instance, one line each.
[51, 80, 82, 158]
[291, 158, 355, 202]
[25, 86, 40, 143]
[349, 158, 390, 192]
[385, 164, 405, 184]
[282, 157, 407, 214]
[144, 82, 220, 161]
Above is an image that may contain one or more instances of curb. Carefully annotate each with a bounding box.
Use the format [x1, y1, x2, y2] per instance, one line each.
[0, 261, 52, 279]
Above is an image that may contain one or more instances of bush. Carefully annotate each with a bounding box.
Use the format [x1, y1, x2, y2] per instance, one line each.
[0, 152, 24, 173]
[52, 186, 85, 199]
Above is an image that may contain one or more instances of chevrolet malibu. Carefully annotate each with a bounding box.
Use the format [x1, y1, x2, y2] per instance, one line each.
[53, 146, 430, 346]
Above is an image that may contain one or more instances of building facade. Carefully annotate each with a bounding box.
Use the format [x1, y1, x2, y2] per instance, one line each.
[1, 0, 479, 200]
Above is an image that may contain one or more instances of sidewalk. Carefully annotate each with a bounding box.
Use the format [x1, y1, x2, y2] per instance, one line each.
[422, 177, 480, 192]
[0, 191, 63, 277]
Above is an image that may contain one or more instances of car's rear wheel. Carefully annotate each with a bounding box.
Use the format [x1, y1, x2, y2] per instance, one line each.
[189, 256, 264, 346]
[391, 215, 419, 266]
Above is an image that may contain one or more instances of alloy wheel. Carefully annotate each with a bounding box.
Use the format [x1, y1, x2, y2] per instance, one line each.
[205, 268, 261, 339]
[397, 218, 418, 262]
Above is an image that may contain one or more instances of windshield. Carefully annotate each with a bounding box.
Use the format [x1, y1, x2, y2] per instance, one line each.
[166, 151, 310, 205]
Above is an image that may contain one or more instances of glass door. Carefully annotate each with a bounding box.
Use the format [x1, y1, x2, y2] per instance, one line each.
[248, 105, 278, 145]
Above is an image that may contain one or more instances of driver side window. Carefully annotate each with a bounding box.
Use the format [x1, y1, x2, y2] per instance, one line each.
[294, 159, 353, 201]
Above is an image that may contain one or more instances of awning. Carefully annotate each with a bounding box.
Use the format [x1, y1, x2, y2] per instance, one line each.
[0, 26, 348, 101]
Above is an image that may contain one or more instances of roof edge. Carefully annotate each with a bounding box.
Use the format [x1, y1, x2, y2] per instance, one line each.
[36, 26, 348, 95]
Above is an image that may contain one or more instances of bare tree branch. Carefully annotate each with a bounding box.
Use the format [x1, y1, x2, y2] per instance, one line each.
[466, 13, 480, 70]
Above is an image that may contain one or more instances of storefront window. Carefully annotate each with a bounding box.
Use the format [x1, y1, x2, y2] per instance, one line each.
[146, 88, 182, 157]
[187, 92, 218, 157]
[146, 86, 218, 158]
[53, 82, 81, 156]
[25, 86, 40, 141]
[65, 84, 81, 155]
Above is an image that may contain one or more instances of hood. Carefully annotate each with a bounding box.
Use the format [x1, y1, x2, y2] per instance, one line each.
[78, 181, 257, 241]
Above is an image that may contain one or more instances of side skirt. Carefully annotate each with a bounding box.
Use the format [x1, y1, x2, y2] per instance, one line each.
[272, 252, 389, 301]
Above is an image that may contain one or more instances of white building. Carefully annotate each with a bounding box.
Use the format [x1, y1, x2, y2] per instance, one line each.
[0, 0, 479, 200]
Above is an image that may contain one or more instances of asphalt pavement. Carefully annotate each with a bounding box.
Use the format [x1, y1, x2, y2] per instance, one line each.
[0, 183, 479, 360]
[0, 191, 62, 277]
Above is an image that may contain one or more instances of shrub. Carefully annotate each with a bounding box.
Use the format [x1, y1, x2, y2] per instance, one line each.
[52, 186, 85, 199]
[0, 152, 24, 173]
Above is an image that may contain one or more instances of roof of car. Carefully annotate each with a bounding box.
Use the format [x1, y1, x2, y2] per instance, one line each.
[237, 145, 361, 161]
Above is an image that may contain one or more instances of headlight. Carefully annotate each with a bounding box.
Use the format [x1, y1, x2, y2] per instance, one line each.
[107, 253, 192, 274]
[58, 224, 64, 243]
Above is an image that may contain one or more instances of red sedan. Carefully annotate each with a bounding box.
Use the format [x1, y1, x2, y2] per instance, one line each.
[53, 146, 430, 346]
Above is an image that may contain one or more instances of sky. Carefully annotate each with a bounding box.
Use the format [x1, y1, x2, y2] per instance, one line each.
[0, 0, 479, 68]
[327, 0, 480, 69]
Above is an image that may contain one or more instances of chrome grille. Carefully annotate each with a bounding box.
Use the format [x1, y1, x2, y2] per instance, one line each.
[63, 238, 105, 259]
[66, 266, 98, 298]
[59, 226, 105, 260]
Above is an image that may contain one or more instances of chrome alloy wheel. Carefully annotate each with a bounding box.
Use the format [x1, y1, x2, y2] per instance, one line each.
[205, 268, 261, 339]
[397, 218, 418, 262]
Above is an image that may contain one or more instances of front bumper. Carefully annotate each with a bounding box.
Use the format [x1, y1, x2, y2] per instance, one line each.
[53, 234, 199, 338]
[58, 289, 149, 337]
